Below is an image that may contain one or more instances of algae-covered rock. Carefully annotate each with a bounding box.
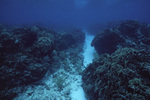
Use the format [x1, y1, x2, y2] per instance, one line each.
[91, 29, 125, 54]
[0, 26, 52, 99]
[0, 25, 85, 99]
[82, 47, 150, 100]
[92, 20, 150, 55]
[34, 36, 54, 56]
[83, 20, 150, 100]
[117, 20, 140, 37]
[55, 29, 85, 51]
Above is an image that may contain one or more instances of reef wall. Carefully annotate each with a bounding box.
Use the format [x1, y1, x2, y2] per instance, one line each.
[82, 20, 150, 100]
[91, 20, 150, 55]
[0, 25, 85, 99]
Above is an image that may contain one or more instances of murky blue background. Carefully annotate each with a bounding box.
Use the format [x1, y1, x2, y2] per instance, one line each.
[0, 0, 150, 27]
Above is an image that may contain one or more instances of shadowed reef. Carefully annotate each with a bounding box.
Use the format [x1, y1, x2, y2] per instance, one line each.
[82, 20, 150, 100]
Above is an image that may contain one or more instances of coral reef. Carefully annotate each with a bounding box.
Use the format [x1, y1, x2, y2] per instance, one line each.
[91, 20, 150, 55]
[82, 48, 150, 100]
[0, 25, 85, 99]
[14, 41, 85, 100]
[82, 20, 150, 100]
[55, 29, 85, 51]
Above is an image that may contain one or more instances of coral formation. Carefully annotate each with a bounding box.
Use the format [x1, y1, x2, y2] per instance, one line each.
[0, 25, 85, 99]
[91, 20, 150, 55]
[82, 20, 150, 100]
[55, 29, 85, 51]
[82, 48, 150, 100]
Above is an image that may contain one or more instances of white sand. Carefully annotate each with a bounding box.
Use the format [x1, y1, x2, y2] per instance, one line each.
[14, 30, 95, 100]
[83, 30, 95, 67]
[70, 30, 95, 100]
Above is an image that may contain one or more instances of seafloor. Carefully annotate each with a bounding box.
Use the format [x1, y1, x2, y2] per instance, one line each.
[0, 20, 150, 100]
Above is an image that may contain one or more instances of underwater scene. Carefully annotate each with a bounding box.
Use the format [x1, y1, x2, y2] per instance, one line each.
[0, 0, 150, 100]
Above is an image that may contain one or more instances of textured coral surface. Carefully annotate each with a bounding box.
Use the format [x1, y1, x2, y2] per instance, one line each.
[83, 20, 150, 100]
[0, 25, 85, 99]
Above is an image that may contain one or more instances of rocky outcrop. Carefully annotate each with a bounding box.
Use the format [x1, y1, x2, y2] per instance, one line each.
[55, 29, 85, 51]
[0, 25, 85, 99]
[91, 20, 150, 55]
[83, 20, 150, 100]
[0, 26, 53, 99]
[82, 48, 150, 100]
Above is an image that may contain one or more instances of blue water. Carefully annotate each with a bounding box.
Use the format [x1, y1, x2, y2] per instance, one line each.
[0, 0, 150, 100]
[0, 0, 150, 27]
